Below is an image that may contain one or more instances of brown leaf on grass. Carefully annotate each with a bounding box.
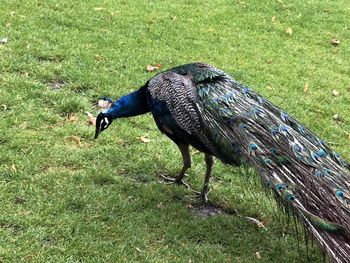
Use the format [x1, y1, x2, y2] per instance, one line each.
[256, 252, 262, 259]
[303, 83, 309, 93]
[332, 89, 340, 96]
[95, 54, 103, 60]
[67, 112, 78, 122]
[11, 164, 17, 173]
[135, 247, 144, 253]
[88, 117, 96, 125]
[146, 64, 163, 72]
[137, 136, 151, 143]
[116, 139, 125, 146]
[245, 216, 268, 230]
[70, 136, 82, 146]
[286, 27, 293, 36]
[154, 153, 160, 160]
[260, 217, 272, 227]
[146, 65, 158, 72]
[86, 112, 96, 125]
[331, 38, 341, 46]
[332, 114, 342, 123]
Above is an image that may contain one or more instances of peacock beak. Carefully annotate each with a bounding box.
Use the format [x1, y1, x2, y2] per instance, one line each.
[94, 114, 103, 139]
[94, 130, 100, 139]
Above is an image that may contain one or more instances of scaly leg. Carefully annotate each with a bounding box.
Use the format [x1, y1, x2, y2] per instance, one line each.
[201, 154, 214, 203]
[160, 143, 192, 188]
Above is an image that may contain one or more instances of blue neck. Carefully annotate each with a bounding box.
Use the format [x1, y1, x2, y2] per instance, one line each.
[106, 85, 150, 119]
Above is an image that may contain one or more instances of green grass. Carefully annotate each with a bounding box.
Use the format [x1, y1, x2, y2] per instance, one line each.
[1, 0, 349, 262]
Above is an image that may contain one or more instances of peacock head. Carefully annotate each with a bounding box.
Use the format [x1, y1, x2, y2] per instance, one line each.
[94, 112, 113, 139]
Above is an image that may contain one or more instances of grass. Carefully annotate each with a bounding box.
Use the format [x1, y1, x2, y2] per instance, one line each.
[1, 0, 349, 262]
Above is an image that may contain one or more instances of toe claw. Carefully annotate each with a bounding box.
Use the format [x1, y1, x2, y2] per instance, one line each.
[159, 174, 176, 182]
[193, 189, 210, 204]
[175, 178, 190, 189]
[159, 174, 194, 190]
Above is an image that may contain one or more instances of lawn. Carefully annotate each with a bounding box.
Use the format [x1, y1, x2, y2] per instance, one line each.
[1, 0, 349, 262]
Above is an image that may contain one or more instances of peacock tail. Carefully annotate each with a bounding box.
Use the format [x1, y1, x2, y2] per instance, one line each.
[168, 62, 350, 262]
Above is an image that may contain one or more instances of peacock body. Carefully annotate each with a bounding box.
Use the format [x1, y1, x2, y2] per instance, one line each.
[95, 62, 350, 262]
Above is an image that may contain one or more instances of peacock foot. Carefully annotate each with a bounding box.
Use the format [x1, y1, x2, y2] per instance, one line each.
[159, 174, 191, 189]
[194, 189, 211, 204]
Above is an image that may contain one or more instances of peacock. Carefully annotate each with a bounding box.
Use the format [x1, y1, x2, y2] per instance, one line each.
[94, 62, 350, 262]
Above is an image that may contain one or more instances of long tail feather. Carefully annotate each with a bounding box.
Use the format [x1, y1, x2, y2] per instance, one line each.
[189, 63, 350, 262]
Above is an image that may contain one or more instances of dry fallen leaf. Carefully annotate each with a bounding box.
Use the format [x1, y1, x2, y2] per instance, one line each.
[146, 64, 162, 72]
[86, 112, 96, 125]
[154, 153, 160, 160]
[332, 89, 340, 96]
[11, 164, 17, 173]
[286, 27, 293, 36]
[331, 38, 341, 46]
[116, 139, 125, 146]
[260, 217, 272, 227]
[70, 136, 82, 146]
[135, 247, 144, 253]
[245, 216, 268, 230]
[303, 83, 309, 93]
[256, 251, 262, 259]
[157, 202, 164, 208]
[138, 136, 151, 143]
[95, 54, 103, 60]
[88, 117, 96, 125]
[333, 114, 341, 122]
[67, 112, 78, 122]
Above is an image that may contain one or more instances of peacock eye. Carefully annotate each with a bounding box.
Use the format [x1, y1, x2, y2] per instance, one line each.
[287, 195, 295, 201]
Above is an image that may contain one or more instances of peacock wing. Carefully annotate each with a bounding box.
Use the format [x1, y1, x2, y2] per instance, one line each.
[147, 71, 221, 157]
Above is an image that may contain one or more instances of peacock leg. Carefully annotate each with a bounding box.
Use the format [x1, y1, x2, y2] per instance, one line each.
[200, 154, 214, 203]
[160, 143, 192, 188]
